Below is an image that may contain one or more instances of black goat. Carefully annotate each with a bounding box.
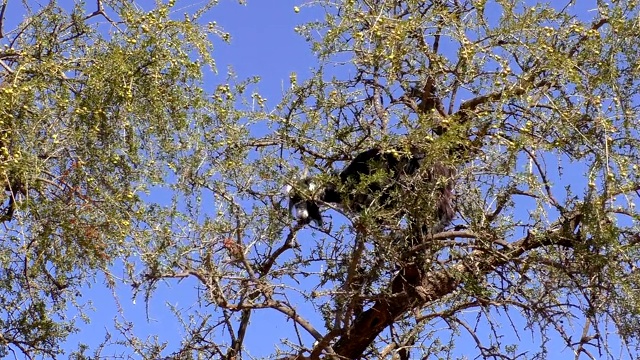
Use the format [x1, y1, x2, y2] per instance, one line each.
[286, 146, 454, 232]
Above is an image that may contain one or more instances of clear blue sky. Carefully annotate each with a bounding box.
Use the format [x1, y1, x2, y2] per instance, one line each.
[4, 0, 629, 358]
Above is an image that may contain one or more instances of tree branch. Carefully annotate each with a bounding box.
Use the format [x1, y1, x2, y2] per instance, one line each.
[0, 0, 7, 39]
[332, 209, 584, 358]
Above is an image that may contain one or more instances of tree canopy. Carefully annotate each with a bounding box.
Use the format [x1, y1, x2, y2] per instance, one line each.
[1, 0, 640, 359]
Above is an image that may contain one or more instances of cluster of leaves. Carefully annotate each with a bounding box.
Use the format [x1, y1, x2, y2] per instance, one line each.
[0, 0, 224, 357]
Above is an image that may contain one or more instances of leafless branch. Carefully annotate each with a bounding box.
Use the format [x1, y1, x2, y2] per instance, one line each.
[0, 0, 7, 39]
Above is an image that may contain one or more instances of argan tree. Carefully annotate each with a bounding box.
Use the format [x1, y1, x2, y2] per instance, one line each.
[1, 0, 640, 359]
[0, 0, 223, 357]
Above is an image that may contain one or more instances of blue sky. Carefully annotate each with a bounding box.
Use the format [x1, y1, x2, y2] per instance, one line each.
[3, 0, 633, 358]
